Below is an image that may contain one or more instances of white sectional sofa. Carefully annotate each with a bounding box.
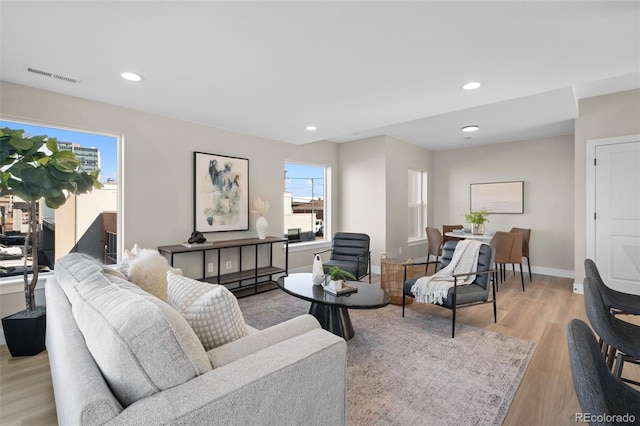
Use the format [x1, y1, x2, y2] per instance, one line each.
[46, 253, 347, 425]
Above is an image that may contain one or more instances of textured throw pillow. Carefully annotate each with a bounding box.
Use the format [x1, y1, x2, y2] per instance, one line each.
[128, 249, 172, 301]
[167, 271, 248, 350]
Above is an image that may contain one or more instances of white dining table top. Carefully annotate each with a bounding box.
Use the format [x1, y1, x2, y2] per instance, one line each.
[444, 231, 495, 241]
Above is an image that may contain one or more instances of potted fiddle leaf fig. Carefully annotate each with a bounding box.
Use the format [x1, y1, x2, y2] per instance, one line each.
[0, 127, 103, 356]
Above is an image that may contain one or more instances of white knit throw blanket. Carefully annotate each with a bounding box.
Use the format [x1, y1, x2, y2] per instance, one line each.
[411, 240, 484, 304]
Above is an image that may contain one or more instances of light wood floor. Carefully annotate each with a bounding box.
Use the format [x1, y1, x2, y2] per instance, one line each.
[1, 272, 638, 425]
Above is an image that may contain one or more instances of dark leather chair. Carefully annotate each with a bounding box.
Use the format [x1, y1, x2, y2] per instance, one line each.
[583, 277, 640, 387]
[316, 232, 371, 283]
[567, 319, 640, 422]
[402, 240, 496, 338]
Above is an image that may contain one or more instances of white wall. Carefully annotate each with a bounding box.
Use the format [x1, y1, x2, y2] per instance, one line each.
[0, 81, 339, 276]
[574, 88, 640, 284]
[433, 134, 575, 276]
[337, 135, 433, 267]
[337, 136, 387, 268]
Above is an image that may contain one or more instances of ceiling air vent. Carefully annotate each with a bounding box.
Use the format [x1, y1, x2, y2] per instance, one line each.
[24, 65, 81, 84]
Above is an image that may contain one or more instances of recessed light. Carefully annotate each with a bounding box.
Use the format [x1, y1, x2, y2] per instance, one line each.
[121, 72, 143, 82]
[462, 81, 482, 90]
[462, 125, 480, 132]
[305, 126, 317, 131]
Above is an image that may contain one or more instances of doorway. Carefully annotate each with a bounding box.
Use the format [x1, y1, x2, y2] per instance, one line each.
[586, 134, 640, 295]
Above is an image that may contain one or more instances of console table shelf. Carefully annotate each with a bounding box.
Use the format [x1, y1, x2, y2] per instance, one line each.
[158, 236, 288, 297]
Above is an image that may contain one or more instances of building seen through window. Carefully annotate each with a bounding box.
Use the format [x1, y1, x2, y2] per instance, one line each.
[0, 120, 119, 278]
[284, 162, 326, 243]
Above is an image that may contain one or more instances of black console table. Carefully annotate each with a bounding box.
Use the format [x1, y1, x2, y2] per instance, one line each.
[158, 236, 288, 296]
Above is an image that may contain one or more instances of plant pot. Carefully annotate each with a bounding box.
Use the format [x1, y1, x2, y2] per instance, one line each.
[471, 223, 485, 235]
[329, 280, 344, 290]
[2, 306, 46, 357]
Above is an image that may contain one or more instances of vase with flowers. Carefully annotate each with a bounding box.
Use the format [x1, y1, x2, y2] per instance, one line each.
[252, 198, 269, 239]
[464, 208, 491, 235]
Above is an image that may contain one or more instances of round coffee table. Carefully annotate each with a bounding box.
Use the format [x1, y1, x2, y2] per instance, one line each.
[278, 273, 390, 341]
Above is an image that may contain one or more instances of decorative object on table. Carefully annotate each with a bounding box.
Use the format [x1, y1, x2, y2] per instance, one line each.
[470, 181, 524, 214]
[464, 208, 491, 235]
[193, 151, 249, 233]
[327, 266, 356, 291]
[182, 231, 213, 248]
[0, 126, 103, 356]
[251, 198, 269, 240]
[324, 281, 358, 295]
[380, 254, 415, 305]
[311, 254, 325, 285]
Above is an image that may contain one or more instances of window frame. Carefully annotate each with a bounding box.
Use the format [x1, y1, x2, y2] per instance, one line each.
[407, 168, 428, 244]
[284, 161, 330, 251]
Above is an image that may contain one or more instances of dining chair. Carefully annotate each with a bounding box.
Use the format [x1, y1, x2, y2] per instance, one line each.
[425, 227, 444, 273]
[566, 319, 640, 421]
[489, 231, 525, 291]
[583, 277, 640, 387]
[509, 227, 531, 281]
[442, 225, 464, 244]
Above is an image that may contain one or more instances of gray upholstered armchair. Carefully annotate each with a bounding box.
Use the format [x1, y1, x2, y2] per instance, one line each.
[402, 240, 496, 338]
[315, 232, 371, 283]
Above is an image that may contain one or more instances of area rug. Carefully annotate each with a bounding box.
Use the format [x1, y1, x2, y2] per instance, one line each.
[238, 290, 535, 426]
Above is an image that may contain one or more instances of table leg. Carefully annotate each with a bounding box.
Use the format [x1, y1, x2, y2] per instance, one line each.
[309, 303, 354, 341]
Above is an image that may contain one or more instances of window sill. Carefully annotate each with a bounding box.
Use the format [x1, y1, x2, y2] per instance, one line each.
[0, 272, 53, 295]
[287, 240, 331, 253]
[407, 238, 427, 247]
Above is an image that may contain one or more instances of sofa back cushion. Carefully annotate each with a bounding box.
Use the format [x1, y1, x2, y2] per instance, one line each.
[55, 254, 212, 407]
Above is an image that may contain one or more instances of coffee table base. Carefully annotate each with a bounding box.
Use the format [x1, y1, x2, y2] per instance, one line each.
[308, 302, 354, 341]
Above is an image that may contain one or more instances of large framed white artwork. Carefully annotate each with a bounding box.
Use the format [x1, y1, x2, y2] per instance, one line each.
[193, 151, 249, 232]
[470, 181, 524, 214]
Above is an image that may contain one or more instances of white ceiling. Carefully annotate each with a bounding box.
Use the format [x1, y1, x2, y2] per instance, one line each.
[1, 1, 639, 151]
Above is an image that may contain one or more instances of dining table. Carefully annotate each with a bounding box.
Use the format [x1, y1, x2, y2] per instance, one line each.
[444, 230, 495, 243]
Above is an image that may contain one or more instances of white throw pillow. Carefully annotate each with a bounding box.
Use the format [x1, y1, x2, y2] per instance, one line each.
[167, 271, 248, 350]
[128, 248, 172, 301]
[117, 243, 140, 276]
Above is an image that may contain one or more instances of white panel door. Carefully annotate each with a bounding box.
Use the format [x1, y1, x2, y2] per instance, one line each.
[595, 141, 640, 294]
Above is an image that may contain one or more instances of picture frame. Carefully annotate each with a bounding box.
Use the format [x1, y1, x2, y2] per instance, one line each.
[193, 151, 249, 232]
[470, 181, 524, 214]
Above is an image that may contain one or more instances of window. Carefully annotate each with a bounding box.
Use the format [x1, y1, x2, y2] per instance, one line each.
[0, 119, 119, 274]
[284, 162, 327, 243]
[408, 169, 428, 241]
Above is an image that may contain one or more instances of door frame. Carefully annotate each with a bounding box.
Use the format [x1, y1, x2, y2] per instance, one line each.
[586, 134, 640, 261]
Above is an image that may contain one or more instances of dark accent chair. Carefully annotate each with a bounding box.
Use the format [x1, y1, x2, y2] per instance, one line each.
[583, 277, 640, 387]
[566, 319, 640, 423]
[402, 240, 496, 338]
[316, 232, 371, 283]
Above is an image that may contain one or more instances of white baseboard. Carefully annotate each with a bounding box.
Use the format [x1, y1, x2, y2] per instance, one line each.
[573, 282, 584, 294]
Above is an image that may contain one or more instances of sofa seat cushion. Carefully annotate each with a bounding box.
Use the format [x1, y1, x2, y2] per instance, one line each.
[55, 254, 212, 408]
[167, 271, 249, 350]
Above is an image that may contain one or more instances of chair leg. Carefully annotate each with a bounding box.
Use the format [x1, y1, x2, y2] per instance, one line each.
[526, 257, 532, 281]
[451, 305, 456, 338]
[613, 352, 625, 378]
[519, 263, 525, 291]
[402, 293, 405, 317]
